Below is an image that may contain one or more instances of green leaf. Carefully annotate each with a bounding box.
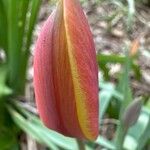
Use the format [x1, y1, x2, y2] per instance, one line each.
[132, 63, 141, 80]
[97, 54, 125, 64]
[118, 51, 133, 114]
[0, 1, 7, 50]
[124, 107, 150, 150]
[99, 62, 110, 80]
[126, 0, 135, 30]
[0, 66, 12, 97]
[100, 81, 123, 101]
[99, 79, 123, 120]
[8, 106, 59, 150]
[0, 127, 17, 150]
[14, 0, 30, 94]
[18, 0, 41, 94]
[96, 53, 141, 80]
[99, 90, 113, 120]
[99, 82, 115, 120]
[115, 51, 133, 149]
[96, 136, 116, 150]
[6, 0, 41, 94]
[7, 0, 22, 86]
[8, 105, 91, 150]
[146, 99, 150, 110]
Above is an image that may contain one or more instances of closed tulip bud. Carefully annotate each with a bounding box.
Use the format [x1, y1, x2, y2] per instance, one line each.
[122, 99, 142, 129]
[34, 0, 99, 140]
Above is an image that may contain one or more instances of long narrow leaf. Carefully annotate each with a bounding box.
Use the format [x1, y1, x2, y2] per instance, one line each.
[7, 0, 22, 89]
[96, 136, 116, 150]
[8, 106, 59, 150]
[18, 0, 41, 94]
[8, 104, 92, 150]
[124, 107, 150, 150]
[119, 51, 132, 114]
[0, 1, 7, 50]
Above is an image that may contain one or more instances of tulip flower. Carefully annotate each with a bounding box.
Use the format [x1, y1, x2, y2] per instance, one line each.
[34, 0, 99, 140]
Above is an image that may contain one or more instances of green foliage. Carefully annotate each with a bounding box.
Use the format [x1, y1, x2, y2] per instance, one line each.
[8, 101, 117, 150]
[0, 66, 12, 98]
[124, 107, 150, 150]
[97, 52, 150, 150]
[0, 0, 41, 149]
[0, 0, 41, 94]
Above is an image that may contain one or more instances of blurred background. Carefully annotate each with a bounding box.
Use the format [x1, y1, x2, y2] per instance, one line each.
[0, 0, 150, 149]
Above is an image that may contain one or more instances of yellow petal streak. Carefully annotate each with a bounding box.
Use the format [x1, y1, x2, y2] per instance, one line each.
[63, 8, 94, 141]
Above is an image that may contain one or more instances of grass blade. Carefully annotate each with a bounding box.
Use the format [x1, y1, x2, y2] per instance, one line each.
[8, 104, 93, 150]
[7, 0, 22, 89]
[18, 0, 41, 94]
[96, 136, 116, 150]
[0, 1, 7, 51]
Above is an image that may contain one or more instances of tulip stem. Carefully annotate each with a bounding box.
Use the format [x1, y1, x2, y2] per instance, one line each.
[115, 122, 127, 150]
[76, 139, 85, 150]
